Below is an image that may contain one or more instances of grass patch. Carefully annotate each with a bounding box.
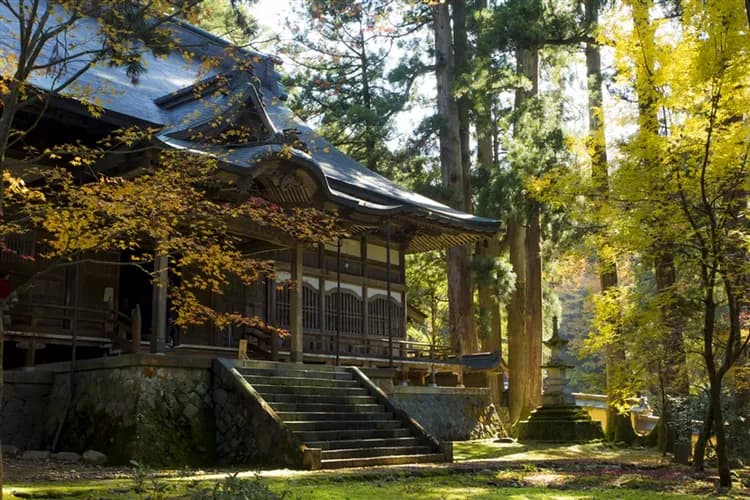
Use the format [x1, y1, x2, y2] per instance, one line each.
[453, 440, 663, 464]
[5, 469, 712, 499]
[6, 442, 746, 499]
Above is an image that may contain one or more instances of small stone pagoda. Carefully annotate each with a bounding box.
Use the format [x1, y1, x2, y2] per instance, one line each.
[516, 317, 604, 442]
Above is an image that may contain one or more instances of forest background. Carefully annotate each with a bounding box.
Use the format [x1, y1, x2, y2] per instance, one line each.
[227, 0, 750, 488]
[0, 0, 747, 490]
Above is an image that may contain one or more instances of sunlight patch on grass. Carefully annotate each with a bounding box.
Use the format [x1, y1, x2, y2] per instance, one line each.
[454, 440, 663, 464]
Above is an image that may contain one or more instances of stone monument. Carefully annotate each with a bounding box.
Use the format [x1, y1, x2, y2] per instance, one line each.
[516, 317, 604, 442]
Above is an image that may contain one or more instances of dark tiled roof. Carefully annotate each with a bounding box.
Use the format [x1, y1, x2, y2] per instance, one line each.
[1, 11, 499, 237]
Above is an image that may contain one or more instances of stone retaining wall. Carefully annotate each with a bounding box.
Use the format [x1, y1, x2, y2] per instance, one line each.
[213, 359, 311, 468]
[1, 370, 53, 450]
[3, 355, 215, 466]
[389, 386, 504, 441]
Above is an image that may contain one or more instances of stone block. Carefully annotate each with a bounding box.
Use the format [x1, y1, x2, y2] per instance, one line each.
[51, 451, 82, 462]
[4, 445, 20, 457]
[83, 449, 108, 465]
[21, 450, 50, 461]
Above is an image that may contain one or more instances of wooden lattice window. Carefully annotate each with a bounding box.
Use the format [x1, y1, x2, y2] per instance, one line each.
[368, 296, 403, 338]
[325, 289, 362, 335]
[275, 282, 319, 330]
[275, 285, 290, 328]
[303, 284, 319, 330]
[0, 234, 36, 266]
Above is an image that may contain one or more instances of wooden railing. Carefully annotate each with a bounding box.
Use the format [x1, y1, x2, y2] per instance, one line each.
[279, 331, 454, 362]
[8, 302, 130, 346]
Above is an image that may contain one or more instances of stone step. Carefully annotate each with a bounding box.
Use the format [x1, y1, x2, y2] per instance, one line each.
[243, 360, 345, 372]
[272, 402, 383, 413]
[260, 393, 377, 405]
[321, 453, 445, 469]
[249, 384, 368, 397]
[321, 446, 434, 460]
[239, 367, 353, 380]
[295, 427, 412, 442]
[286, 419, 402, 432]
[307, 436, 422, 450]
[277, 411, 392, 422]
[243, 375, 360, 389]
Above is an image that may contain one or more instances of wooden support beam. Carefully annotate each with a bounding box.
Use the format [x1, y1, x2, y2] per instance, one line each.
[150, 253, 168, 354]
[290, 245, 304, 362]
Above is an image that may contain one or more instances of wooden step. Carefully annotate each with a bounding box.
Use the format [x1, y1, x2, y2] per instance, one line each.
[306, 437, 422, 450]
[260, 393, 377, 405]
[321, 446, 434, 460]
[239, 367, 353, 380]
[243, 375, 360, 388]
[321, 453, 445, 469]
[295, 427, 412, 442]
[285, 419, 401, 431]
[249, 384, 368, 397]
[271, 402, 383, 413]
[277, 411, 391, 421]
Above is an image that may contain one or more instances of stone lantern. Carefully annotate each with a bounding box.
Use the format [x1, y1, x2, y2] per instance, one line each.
[516, 316, 604, 442]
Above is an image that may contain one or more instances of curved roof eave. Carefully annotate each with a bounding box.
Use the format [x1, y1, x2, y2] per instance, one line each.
[156, 134, 500, 234]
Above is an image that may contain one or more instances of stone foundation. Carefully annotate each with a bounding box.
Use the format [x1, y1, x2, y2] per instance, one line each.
[212, 359, 308, 468]
[2, 370, 53, 450]
[516, 405, 604, 442]
[3, 355, 215, 466]
[388, 386, 506, 441]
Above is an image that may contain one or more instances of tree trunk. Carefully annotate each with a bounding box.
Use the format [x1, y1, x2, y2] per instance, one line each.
[452, 0, 472, 213]
[692, 400, 713, 472]
[509, 44, 542, 420]
[433, 2, 476, 354]
[474, 0, 499, 357]
[711, 379, 732, 487]
[0, 307, 4, 490]
[525, 202, 543, 410]
[477, 236, 502, 353]
[507, 219, 527, 423]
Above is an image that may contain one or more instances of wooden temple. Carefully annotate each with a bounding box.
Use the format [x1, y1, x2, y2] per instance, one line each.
[1, 19, 499, 376]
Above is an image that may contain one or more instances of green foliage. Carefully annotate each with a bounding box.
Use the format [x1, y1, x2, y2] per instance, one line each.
[282, 0, 431, 177]
[188, 473, 286, 500]
[129, 460, 171, 499]
[197, 0, 260, 45]
[406, 251, 449, 345]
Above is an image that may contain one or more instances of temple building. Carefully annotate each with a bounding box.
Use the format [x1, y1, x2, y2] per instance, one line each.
[1, 12, 503, 468]
[2, 19, 498, 373]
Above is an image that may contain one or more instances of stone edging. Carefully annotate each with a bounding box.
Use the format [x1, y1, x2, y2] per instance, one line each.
[13, 354, 212, 374]
[348, 366, 452, 462]
[213, 358, 321, 470]
[392, 386, 489, 396]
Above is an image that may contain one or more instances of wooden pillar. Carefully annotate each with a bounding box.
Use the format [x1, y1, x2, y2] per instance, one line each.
[130, 305, 142, 353]
[386, 221, 395, 366]
[290, 244, 304, 363]
[150, 253, 168, 354]
[361, 237, 369, 338]
[401, 291, 408, 339]
[335, 239, 342, 366]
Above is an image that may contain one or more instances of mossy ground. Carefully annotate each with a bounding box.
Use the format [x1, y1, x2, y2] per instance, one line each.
[5, 441, 749, 499]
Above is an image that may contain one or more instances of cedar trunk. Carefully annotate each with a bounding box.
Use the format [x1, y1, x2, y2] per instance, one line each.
[525, 203, 543, 411]
[586, 0, 635, 443]
[433, 2, 476, 354]
[507, 45, 542, 422]
[507, 219, 527, 423]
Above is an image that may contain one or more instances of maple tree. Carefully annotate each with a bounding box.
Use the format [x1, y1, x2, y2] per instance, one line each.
[534, 0, 750, 485]
[0, 0, 341, 488]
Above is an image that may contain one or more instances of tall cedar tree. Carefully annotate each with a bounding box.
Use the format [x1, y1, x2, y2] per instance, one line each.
[283, 0, 429, 176]
[433, 1, 476, 355]
[584, 0, 637, 444]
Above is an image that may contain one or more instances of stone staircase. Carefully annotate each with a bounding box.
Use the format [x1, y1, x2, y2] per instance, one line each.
[237, 362, 445, 469]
